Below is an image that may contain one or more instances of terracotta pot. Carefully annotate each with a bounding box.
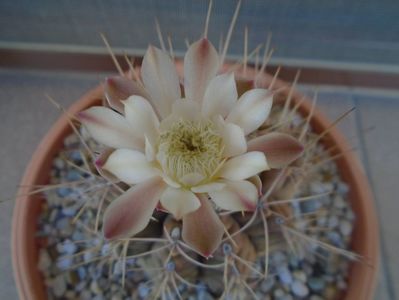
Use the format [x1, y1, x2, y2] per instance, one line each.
[12, 66, 379, 300]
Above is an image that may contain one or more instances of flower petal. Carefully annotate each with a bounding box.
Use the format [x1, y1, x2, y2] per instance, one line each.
[182, 194, 224, 257]
[94, 148, 118, 182]
[123, 95, 160, 144]
[78, 106, 144, 150]
[248, 132, 304, 168]
[171, 98, 201, 122]
[179, 173, 205, 187]
[248, 175, 262, 197]
[141, 46, 181, 118]
[219, 151, 269, 181]
[226, 89, 273, 135]
[209, 180, 258, 211]
[160, 188, 201, 220]
[202, 72, 237, 118]
[104, 76, 148, 113]
[145, 136, 156, 162]
[103, 149, 159, 184]
[184, 38, 219, 103]
[217, 118, 247, 157]
[191, 181, 225, 193]
[103, 176, 166, 240]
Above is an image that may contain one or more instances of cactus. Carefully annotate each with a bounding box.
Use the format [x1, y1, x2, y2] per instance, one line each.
[32, 1, 361, 299]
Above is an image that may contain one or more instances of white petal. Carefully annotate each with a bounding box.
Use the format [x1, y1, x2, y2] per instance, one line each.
[217, 118, 247, 157]
[191, 181, 225, 193]
[78, 106, 144, 150]
[141, 46, 181, 118]
[219, 151, 269, 181]
[226, 89, 273, 135]
[103, 149, 159, 184]
[202, 73, 237, 118]
[209, 180, 258, 211]
[179, 173, 205, 187]
[123, 95, 160, 144]
[160, 173, 181, 188]
[171, 99, 201, 121]
[184, 38, 219, 103]
[160, 188, 201, 220]
[145, 136, 156, 162]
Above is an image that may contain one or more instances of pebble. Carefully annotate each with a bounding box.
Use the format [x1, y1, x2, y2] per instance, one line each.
[57, 187, 72, 198]
[261, 277, 276, 293]
[308, 277, 325, 292]
[327, 215, 339, 228]
[291, 279, 309, 298]
[339, 219, 353, 236]
[292, 270, 307, 283]
[51, 275, 66, 298]
[300, 199, 321, 213]
[57, 239, 77, 254]
[277, 266, 293, 285]
[38, 249, 52, 271]
[66, 170, 82, 181]
[273, 288, 285, 299]
[56, 256, 73, 270]
[91, 280, 102, 294]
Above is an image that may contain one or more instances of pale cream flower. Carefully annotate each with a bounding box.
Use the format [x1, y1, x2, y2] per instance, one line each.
[79, 38, 303, 257]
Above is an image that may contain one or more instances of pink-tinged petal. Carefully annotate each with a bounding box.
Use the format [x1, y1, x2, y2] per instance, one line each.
[202, 73, 237, 118]
[123, 95, 160, 144]
[248, 132, 304, 168]
[95, 148, 118, 182]
[105, 76, 149, 113]
[103, 149, 159, 184]
[179, 173, 205, 187]
[184, 38, 219, 103]
[182, 194, 224, 257]
[209, 180, 258, 212]
[219, 151, 269, 181]
[191, 181, 225, 193]
[217, 118, 247, 157]
[78, 106, 144, 150]
[103, 176, 166, 240]
[160, 188, 201, 220]
[141, 46, 181, 118]
[226, 89, 273, 135]
[248, 175, 262, 196]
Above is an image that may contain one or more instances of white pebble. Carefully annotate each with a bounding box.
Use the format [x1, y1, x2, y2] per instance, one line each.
[38, 249, 52, 271]
[339, 220, 353, 236]
[51, 275, 66, 298]
[291, 279, 309, 297]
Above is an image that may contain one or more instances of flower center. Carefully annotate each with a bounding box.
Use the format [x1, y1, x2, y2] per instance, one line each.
[158, 119, 224, 184]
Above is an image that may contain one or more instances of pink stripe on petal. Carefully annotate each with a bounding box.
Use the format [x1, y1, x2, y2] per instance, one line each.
[248, 132, 304, 168]
[184, 38, 219, 103]
[105, 76, 149, 114]
[209, 180, 258, 212]
[182, 194, 224, 258]
[103, 176, 166, 240]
